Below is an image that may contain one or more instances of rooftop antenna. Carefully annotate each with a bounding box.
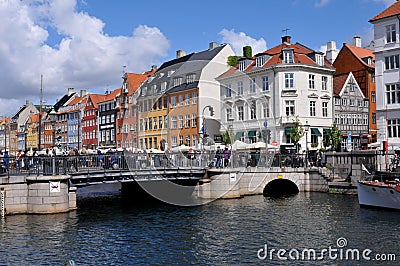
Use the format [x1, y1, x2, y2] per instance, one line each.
[282, 28, 290, 36]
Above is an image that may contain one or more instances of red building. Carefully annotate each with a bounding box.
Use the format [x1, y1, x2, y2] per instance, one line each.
[82, 94, 105, 149]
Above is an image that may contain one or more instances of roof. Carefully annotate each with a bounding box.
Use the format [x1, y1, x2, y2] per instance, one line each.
[333, 73, 348, 96]
[344, 44, 375, 68]
[99, 88, 121, 103]
[370, 1, 400, 22]
[87, 94, 106, 109]
[219, 38, 334, 78]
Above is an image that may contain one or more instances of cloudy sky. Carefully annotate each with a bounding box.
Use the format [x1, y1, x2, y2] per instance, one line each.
[0, 0, 395, 116]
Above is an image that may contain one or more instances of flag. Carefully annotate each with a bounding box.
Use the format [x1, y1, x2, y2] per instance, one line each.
[362, 164, 371, 175]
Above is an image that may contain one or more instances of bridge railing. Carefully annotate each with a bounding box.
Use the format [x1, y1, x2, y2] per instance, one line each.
[0, 151, 312, 178]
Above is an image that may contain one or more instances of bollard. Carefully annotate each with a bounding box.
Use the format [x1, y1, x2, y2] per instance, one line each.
[1, 188, 5, 218]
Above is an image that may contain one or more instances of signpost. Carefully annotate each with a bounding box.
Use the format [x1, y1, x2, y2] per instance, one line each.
[347, 131, 352, 151]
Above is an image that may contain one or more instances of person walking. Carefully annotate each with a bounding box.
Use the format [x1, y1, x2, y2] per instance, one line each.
[223, 147, 231, 168]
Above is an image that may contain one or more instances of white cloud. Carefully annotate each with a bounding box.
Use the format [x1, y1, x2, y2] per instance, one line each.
[0, 0, 170, 116]
[218, 29, 267, 56]
[315, 0, 330, 8]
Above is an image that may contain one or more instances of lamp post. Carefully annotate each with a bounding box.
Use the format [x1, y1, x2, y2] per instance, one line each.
[49, 107, 57, 175]
[304, 120, 310, 168]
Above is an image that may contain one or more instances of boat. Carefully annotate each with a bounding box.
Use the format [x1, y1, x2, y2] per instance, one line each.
[357, 179, 400, 210]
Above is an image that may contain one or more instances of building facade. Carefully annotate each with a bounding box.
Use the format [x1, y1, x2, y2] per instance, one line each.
[333, 72, 370, 151]
[218, 36, 335, 153]
[370, 2, 400, 149]
[333, 38, 377, 144]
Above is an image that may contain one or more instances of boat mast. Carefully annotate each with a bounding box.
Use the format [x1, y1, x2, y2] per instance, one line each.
[38, 74, 43, 150]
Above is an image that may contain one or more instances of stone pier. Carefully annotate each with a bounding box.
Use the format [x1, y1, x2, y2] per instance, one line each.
[0, 174, 76, 215]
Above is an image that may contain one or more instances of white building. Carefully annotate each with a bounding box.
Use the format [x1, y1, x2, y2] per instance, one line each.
[217, 36, 335, 153]
[370, 2, 400, 149]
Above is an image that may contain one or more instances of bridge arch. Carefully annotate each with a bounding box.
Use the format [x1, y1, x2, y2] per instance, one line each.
[263, 178, 300, 197]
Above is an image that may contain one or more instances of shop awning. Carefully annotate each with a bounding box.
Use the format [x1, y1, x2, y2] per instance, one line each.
[323, 128, 331, 135]
[285, 128, 294, 135]
[235, 132, 244, 139]
[311, 128, 322, 136]
[248, 130, 256, 137]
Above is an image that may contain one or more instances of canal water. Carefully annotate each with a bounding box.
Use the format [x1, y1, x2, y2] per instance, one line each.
[0, 192, 399, 265]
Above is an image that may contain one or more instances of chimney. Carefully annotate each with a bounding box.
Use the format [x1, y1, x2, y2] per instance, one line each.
[68, 88, 74, 96]
[282, 36, 291, 44]
[80, 89, 87, 97]
[176, 50, 186, 59]
[353, 36, 362, 47]
[209, 42, 218, 49]
[151, 65, 157, 71]
[25, 100, 29, 105]
[326, 41, 339, 63]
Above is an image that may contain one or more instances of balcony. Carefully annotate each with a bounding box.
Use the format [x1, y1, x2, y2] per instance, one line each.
[281, 115, 297, 124]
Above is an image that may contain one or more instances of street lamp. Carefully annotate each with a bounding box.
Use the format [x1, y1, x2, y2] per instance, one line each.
[304, 120, 310, 167]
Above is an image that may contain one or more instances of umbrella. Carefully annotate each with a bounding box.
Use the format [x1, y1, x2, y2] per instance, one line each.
[147, 148, 164, 153]
[231, 140, 251, 151]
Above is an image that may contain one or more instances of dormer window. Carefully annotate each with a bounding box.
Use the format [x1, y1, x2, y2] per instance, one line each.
[167, 70, 175, 77]
[186, 73, 195, 83]
[173, 77, 183, 87]
[239, 60, 246, 71]
[316, 54, 324, 66]
[256, 55, 266, 67]
[362, 56, 373, 66]
[283, 49, 294, 64]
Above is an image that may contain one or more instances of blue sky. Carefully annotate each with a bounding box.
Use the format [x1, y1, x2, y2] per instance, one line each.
[0, 0, 396, 116]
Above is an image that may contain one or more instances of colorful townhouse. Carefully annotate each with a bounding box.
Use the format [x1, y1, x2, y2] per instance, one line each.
[217, 36, 335, 153]
[98, 88, 121, 149]
[332, 37, 377, 146]
[117, 68, 156, 150]
[82, 94, 105, 149]
[370, 1, 400, 149]
[137, 42, 234, 150]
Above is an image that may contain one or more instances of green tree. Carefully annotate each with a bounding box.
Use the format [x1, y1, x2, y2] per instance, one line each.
[243, 46, 252, 58]
[221, 130, 232, 145]
[227, 56, 240, 67]
[324, 122, 341, 151]
[289, 116, 305, 153]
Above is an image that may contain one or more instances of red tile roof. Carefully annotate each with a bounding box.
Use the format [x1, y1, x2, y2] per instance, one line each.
[333, 73, 349, 96]
[345, 44, 375, 68]
[370, 1, 400, 22]
[87, 94, 105, 109]
[100, 88, 121, 103]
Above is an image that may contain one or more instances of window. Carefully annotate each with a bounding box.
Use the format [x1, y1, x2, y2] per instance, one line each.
[238, 81, 243, 95]
[334, 98, 340, 105]
[250, 78, 256, 93]
[171, 116, 177, 129]
[226, 84, 232, 97]
[388, 119, 400, 138]
[363, 114, 368, 125]
[192, 114, 197, 127]
[185, 114, 190, 128]
[311, 131, 318, 146]
[364, 100, 368, 107]
[322, 76, 328, 91]
[250, 101, 257, 119]
[283, 49, 294, 63]
[263, 103, 270, 118]
[161, 82, 167, 92]
[349, 99, 355, 106]
[384, 55, 399, 70]
[185, 93, 190, 105]
[149, 118, 153, 130]
[238, 106, 244, 121]
[262, 76, 269, 91]
[238, 61, 246, 71]
[341, 98, 347, 106]
[193, 135, 198, 146]
[226, 108, 233, 121]
[179, 116, 183, 128]
[256, 55, 264, 67]
[386, 24, 396, 43]
[172, 136, 177, 147]
[159, 116, 163, 129]
[192, 92, 197, 104]
[316, 54, 324, 66]
[371, 92, 376, 103]
[309, 74, 315, 89]
[322, 102, 328, 117]
[164, 116, 168, 128]
[372, 113, 376, 124]
[285, 100, 295, 116]
[179, 95, 183, 106]
[335, 114, 340, 125]
[171, 96, 176, 107]
[284, 73, 294, 89]
[310, 101, 316, 116]
[186, 74, 195, 83]
[386, 84, 400, 104]
[179, 135, 183, 146]
[173, 77, 183, 87]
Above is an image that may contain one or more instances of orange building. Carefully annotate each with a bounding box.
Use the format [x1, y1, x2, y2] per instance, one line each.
[333, 39, 377, 143]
